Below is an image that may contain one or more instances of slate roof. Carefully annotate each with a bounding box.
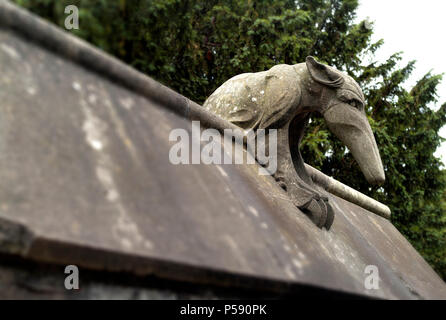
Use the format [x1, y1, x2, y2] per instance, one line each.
[0, 0, 444, 299]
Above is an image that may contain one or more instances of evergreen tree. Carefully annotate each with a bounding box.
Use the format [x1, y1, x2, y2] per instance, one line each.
[15, 0, 446, 280]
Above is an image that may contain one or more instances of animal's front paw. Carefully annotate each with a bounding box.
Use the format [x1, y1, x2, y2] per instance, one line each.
[301, 196, 334, 230]
[273, 171, 334, 229]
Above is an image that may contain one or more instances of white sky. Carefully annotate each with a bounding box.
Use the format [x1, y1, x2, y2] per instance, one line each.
[356, 0, 446, 162]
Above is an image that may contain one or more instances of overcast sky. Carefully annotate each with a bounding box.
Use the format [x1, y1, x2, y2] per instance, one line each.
[356, 0, 446, 162]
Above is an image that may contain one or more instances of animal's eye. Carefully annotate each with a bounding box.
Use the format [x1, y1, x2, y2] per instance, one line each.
[348, 100, 360, 109]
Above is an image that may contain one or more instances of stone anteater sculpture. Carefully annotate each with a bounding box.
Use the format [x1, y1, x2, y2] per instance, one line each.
[204, 56, 385, 229]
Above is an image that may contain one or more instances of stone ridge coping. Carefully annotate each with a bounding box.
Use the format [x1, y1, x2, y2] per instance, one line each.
[306, 165, 391, 219]
[0, 0, 391, 219]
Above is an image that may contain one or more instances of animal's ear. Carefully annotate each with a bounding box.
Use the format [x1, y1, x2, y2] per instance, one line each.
[306, 56, 344, 88]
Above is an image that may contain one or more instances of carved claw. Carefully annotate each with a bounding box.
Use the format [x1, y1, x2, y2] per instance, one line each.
[301, 196, 334, 230]
[274, 172, 334, 229]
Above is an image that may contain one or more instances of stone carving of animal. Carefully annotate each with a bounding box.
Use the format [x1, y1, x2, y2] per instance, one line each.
[204, 56, 385, 229]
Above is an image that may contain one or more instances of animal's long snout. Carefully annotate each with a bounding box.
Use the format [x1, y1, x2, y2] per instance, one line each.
[323, 105, 385, 185]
